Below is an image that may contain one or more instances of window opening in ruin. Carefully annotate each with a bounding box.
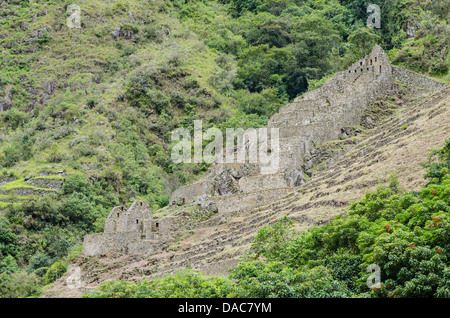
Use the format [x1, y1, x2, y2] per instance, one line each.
[375, 57, 377, 62]
[380, 65, 382, 73]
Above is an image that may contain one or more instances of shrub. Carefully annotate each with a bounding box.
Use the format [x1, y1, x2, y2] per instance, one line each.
[84, 270, 237, 298]
[27, 253, 53, 274]
[231, 261, 352, 298]
[63, 174, 89, 195]
[44, 260, 67, 285]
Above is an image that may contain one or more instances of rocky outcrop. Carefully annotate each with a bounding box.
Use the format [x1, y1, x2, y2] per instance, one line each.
[0, 176, 17, 187]
[392, 66, 445, 91]
[0, 187, 57, 197]
[0, 85, 13, 112]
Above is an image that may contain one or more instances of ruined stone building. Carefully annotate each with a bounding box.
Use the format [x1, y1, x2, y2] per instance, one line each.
[83, 201, 161, 256]
[168, 45, 443, 214]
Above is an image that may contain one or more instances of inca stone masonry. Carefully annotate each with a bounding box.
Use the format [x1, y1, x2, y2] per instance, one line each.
[83, 45, 444, 257]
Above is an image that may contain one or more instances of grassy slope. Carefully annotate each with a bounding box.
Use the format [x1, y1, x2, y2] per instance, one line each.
[0, 0, 239, 206]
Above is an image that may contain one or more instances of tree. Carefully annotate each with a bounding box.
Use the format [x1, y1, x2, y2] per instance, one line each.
[0, 217, 17, 258]
[237, 44, 295, 93]
[348, 27, 381, 61]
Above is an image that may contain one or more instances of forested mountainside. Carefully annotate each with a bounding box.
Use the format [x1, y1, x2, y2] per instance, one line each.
[0, 0, 449, 298]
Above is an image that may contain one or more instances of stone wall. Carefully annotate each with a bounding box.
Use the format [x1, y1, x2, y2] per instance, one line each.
[213, 187, 290, 214]
[104, 205, 127, 233]
[238, 174, 287, 193]
[83, 232, 140, 256]
[0, 187, 57, 197]
[169, 179, 214, 204]
[25, 178, 64, 190]
[392, 66, 445, 91]
[157, 216, 182, 237]
[0, 176, 17, 186]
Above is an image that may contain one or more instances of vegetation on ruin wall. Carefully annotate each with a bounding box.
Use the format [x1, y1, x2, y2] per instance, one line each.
[85, 139, 450, 298]
[0, 0, 449, 297]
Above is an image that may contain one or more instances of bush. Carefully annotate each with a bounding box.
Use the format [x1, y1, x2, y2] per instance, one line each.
[0, 255, 19, 274]
[44, 260, 67, 285]
[0, 135, 34, 168]
[231, 261, 351, 298]
[27, 253, 53, 274]
[0, 217, 17, 258]
[84, 270, 237, 298]
[0, 272, 41, 298]
[251, 216, 294, 260]
[63, 174, 89, 195]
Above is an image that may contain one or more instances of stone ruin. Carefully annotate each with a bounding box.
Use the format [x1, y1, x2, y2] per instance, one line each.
[168, 45, 444, 214]
[83, 201, 161, 256]
[83, 45, 445, 257]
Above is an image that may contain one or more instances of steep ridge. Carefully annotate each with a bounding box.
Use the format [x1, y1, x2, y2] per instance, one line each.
[168, 45, 442, 216]
[42, 50, 449, 297]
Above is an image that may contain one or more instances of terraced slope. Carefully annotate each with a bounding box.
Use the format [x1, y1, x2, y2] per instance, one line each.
[43, 82, 450, 298]
[0, 169, 66, 213]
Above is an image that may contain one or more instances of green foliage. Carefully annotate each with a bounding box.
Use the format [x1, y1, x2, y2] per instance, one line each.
[0, 134, 34, 168]
[237, 44, 295, 93]
[0, 217, 17, 258]
[348, 27, 381, 60]
[0, 108, 29, 130]
[389, 9, 449, 76]
[0, 255, 19, 274]
[231, 261, 352, 298]
[27, 253, 53, 275]
[422, 139, 450, 184]
[84, 270, 237, 298]
[63, 174, 89, 195]
[43, 259, 67, 285]
[0, 272, 41, 298]
[217, 113, 268, 131]
[0, 0, 449, 298]
[234, 87, 287, 117]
